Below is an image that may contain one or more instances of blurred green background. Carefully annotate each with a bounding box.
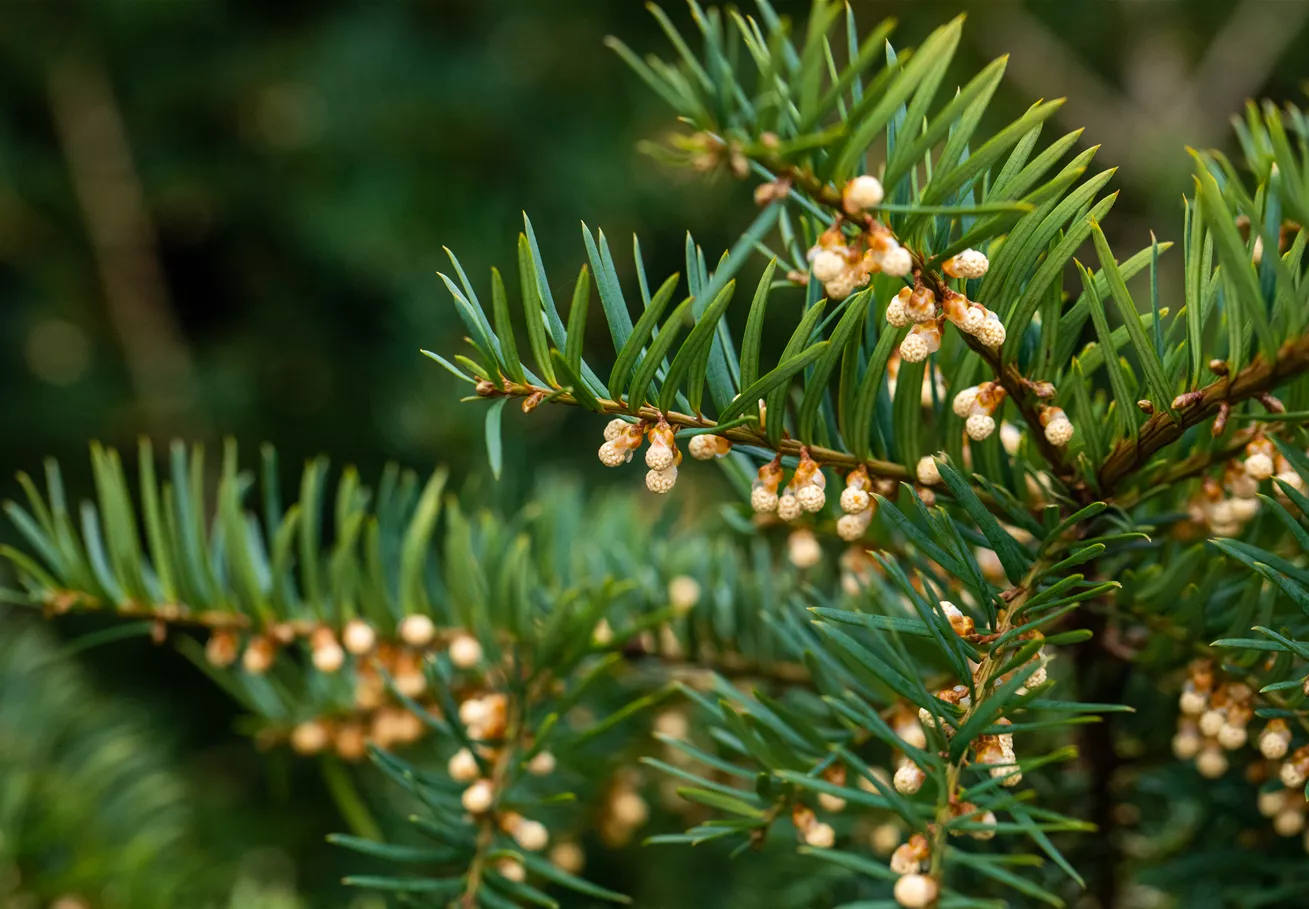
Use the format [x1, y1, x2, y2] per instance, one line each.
[2, 0, 1308, 904]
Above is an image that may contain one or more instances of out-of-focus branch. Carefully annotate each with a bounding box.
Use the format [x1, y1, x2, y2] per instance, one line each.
[47, 54, 198, 428]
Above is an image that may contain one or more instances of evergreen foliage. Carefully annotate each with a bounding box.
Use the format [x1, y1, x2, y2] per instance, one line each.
[8, 2, 1309, 907]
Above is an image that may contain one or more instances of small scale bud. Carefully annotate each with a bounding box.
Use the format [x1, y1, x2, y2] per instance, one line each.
[1260, 721, 1292, 759]
[880, 245, 913, 277]
[803, 822, 836, 848]
[598, 440, 630, 468]
[550, 841, 585, 874]
[966, 413, 997, 441]
[514, 818, 550, 851]
[970, 810, 998, 841]
[497, 858, 526, 883]
[687, 434, 716, 460]
[449, 748, 480, 782]
[242, 636, 277, 675]
[886, 293, 912, 327]
[1217, 720, 1248, 751]
[604, 418, 629, 441]
[1179, 687, 1208, 716]
[818, 792, 846, 812]
[312, 640, 345, 674]
[1172, 729, 1202, 760]
[894, 873, 939, 909]
[812, 249, 848, 283]
[646, 465, 678, 494]
[916, 456, 941, 486]
[1196, 745, 1228, 779]
[449, 633, 483, 669]
[777, 491, 803, 522]
[1137, 399, 1155, 415]
[840, 486, 871, 514]
[952, 386, 980, 418]
[342, 618, 377, 655]
[1280, 759, 1307, 789]
[837, 510, 873, 541]
[1275, 808, 1306, 837]
[462, 778, 495, 814]
[943, 248, 989, 280]
[205, 630, 239, 668]
[527, 750, 557, 776]
[291, 720, 329, 755]
[400, 614, 437, 647]
[975, 313, 1007, 348]
[1245, 453, 1274, 480]
[668, 575, 701, 615]
[893, 761, 926, 795]
[843, 174, 885, 214]
[1044, 416, 1075, 447]
[1258, 789, 1286, 818]
[751, 485, 780, 514]
[788, 529, 822, 569]
[1198, 709, 1225, 738]
[797, 483, 827, 513]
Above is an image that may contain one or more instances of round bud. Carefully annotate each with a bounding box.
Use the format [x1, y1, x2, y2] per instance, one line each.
[788, 529, 822, 568]
[893, 762, 925, 795]
[1280, 760, 1307, 789]
[514, 818, 550, 851]
[1258, 789, 1287, 817]
[598, 440, 629, 468]
[1245, 453, 1275, 480]
[449, 634, 483, 669]
[970, 810, 998, 841]
[894, 873, 939, 909]
[527, 750, 557, 776]
[899, 333, 930, 363]
[959, 305, 985, 335]
[1275, 808, 1306, 837]
[610, 790, 650, 828]
[843, 175, 885, 213]
[461, 778, 495, 814]
[1230, 496, 1260, 522]
[840, 486, 871, 514]
[242, 637, 276, 675]
[342, 619, 376, 655]
[646, 443, 675, 471]
[945, 248, 990, 280]
[881, 245, 913, 277]
[459, 697, 491, 729]
[1196, 745, 1228, 779]
[1179, 689, 1207, 716]
[646, 466, 678, 494]
[885, 296, 912, 327]
[497, 858, 526, 883]
[965, 413, 996, 441]
[1217, 723, 1248, 751]
[976, 314, 1007, 348]
[291, 720, 329, 755]
[604, 418, 628, 441]
[837, 512, 871, 541]
[449, 748, 480, 782]
[400, 614, 437, 647]
[751, 485, 779, 514]
[550, 841, 586, 874]
[916, 456, 941, 486]
[952, 386, 979, 418]
[688, 434, 716, 461]
[812, 249, 847, 284]
[777, 491, 803, 522]
[803, 822, 836, 848]
[312, 641, 345, 674]
[669, 576, 701, 614]
[1171, 730, 1202, 760]
[1044, 417, 1075, 447]
[797, 483, 826, 513]
[1198, 709, 1225, 738]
